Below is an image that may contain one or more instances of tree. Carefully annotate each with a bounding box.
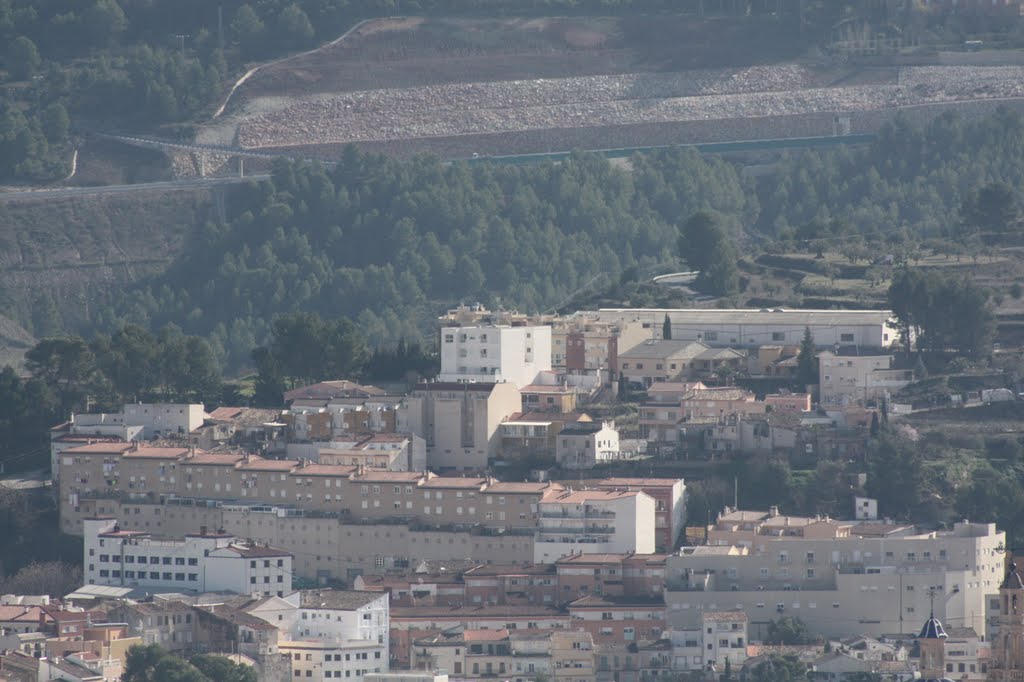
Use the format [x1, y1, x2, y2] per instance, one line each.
[766, 617, 816, 645]
[662, 314, 672, 340]
[40, 102, 69, 144]
[251, 346, 285, 407]
[866, 429, 924, 520]
[961, 182, 1019, 234]
[747, 654, 808, 682]
[232, 5, 265, 59]
[7, 36, 40, 81]
[82, 0, 127, 47]
[125, 645, 212, 682]
[795, 327, 817, 389]
[680, 211, 740, 297]
[189, 655, 256, 682]
[0, 561, 82, 596]
[24, 337, 98, 417]
[276, 4, 315, 50]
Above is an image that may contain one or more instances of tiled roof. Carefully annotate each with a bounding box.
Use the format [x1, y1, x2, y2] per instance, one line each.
[237, 458, 298, 472]
[220, 544, 291, 559]
[464, 629, 510, 642]
[619, 340, 708, 360]
[391, 605, 565, 618]
[568, 595, 665, 608]
[123, 447, 192, 459]
[0, 606, 43, 622]
[484, 481, 562, 494]
[61, 442, 136, 455]
[183, 453, 246, 466]
[463, 563, 555, 577]
[420, 477, 487, 489]
[542, 490, 640, 504]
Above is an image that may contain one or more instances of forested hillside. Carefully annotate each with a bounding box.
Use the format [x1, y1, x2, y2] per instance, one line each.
[104, 147, 750, 369]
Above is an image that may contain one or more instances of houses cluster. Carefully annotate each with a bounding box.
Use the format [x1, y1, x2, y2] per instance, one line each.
[3, 501, 1015, 682]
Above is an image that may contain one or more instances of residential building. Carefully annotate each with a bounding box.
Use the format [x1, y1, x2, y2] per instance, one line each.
[284, 380, 388, 404]
[106, 601, 198, 650]
[854, 496, 879, 521]
[534, 490, 656, 563]
[679, 387, 765, 421]
[596, 308, 900, 349]
[283, 396, 405, 442]
[246, 590, 389, 682]
[291, 434, 427, 472]
[411, 628, 594, 682]
[668, 610, 749, 672]
[590, 477, 686, 552]
[552, 313, 648, 378]
[398, 382, 522, 470]
[121, 404, 207, 439]
[438, 325, 552, 389]
[82, 518, 293, 597]
[941, 627, 988, 682]
[520, 383, 579, 414]
[567, 595, 666, 644]
[389, 606, 570, 668]
[638, 383, 706, 444]
[665, 515, 1004, 641]
[748, 345, 800, 378]
[461, 564, 559, 607]
[192, 407, 285, 450]
[619, 340, 709, 387]
[555, 421, 621, 470]
[818, 351, 913, 407]
[764, 393, 812, 413]
[555, 554, 668, 602]
[499, 412, 592, 461]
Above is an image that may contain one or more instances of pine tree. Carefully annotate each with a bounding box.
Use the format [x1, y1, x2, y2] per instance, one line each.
[662, 314, 672, 340]
[796, 327, 818, 389]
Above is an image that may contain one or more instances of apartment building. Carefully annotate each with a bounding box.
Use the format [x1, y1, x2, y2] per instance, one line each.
[521, 383, 579, 414]
[82, 518, 293, 597]
[818, 351, 913, 407]
[284, 381, 388, 404]
[288, 434, 427, 473]
[555, 554, 668, 602]
[283, 396, 404, 442]
[597, 308, 900, 349]
[411, 628, 595, 682]
[555, 422, 621, 470]
[590, 478, 686, 552]
[639, 383, 706, 444]
[567, 595, 666, 644]
[389, 605, 570, 668]
[765, 393, 812, 413]
[534, 490, 656, 563]
[668, 610, 749, 672]
[679, 387, 765, 421]
[748, 345, 800, 378]
[619, 340, 709, 387]
[398, 382, 522, 470]
[438, 325, 551, 389]
[461, 564, 560, 607]
[500, 412, 593, 460]
[551, 313, 648, 377]
[665, 514, 1004, 641]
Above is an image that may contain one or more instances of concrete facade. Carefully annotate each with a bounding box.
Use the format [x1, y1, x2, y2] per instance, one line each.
[438, 325, 551, 389]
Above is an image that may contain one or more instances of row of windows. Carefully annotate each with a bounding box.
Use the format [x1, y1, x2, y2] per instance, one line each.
[96, 569, 198, 581]
[92, 551, 198, 566]
[292, 652, 381, 662]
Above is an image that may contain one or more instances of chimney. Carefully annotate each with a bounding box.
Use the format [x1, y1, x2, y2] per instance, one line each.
[200, 525, 208, 536]
[768, 506, 779, 518]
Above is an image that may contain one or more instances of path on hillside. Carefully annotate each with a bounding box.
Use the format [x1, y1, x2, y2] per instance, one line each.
[212, 18, 372, 119]
[0, 174, 269, 203]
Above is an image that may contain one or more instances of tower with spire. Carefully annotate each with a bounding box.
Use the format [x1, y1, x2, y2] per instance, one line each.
[990, 560, 1024, 681]
[917, 603, 950, 682]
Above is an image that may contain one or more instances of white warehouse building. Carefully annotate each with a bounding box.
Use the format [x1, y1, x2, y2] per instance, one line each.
[83, 517, 293, 597]
[596, 308, 901, 349]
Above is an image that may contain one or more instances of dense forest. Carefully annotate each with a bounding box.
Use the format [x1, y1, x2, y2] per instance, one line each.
[57, 109, 1010, 371]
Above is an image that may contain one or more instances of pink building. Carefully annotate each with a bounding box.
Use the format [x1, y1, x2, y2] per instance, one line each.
[765, 392, 812, 413]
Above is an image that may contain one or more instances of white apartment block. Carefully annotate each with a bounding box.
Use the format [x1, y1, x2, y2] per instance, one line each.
[287, 434, 427, 472]
[398, 382, 522, 470]
[555, 421, 621, 470]
[534, 490, 656, 563]
[668, 610, 749, 671]
[122, 404, 207, 439]
[819, 351, 913, 406]
[248, 589, 389, 682]
[665, 517, 1004, 641]
[438, 325, 552, 389]
[596, 308, 900, 349]
[82, 518, 293, 597]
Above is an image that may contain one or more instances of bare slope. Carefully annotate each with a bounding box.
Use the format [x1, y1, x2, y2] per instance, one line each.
[0, 189, 215, 347]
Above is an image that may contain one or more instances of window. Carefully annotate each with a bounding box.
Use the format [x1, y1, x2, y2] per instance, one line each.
[840, 333, 855, 343]
[188, 558, 198, 566]
[772, 332, 785, 341]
